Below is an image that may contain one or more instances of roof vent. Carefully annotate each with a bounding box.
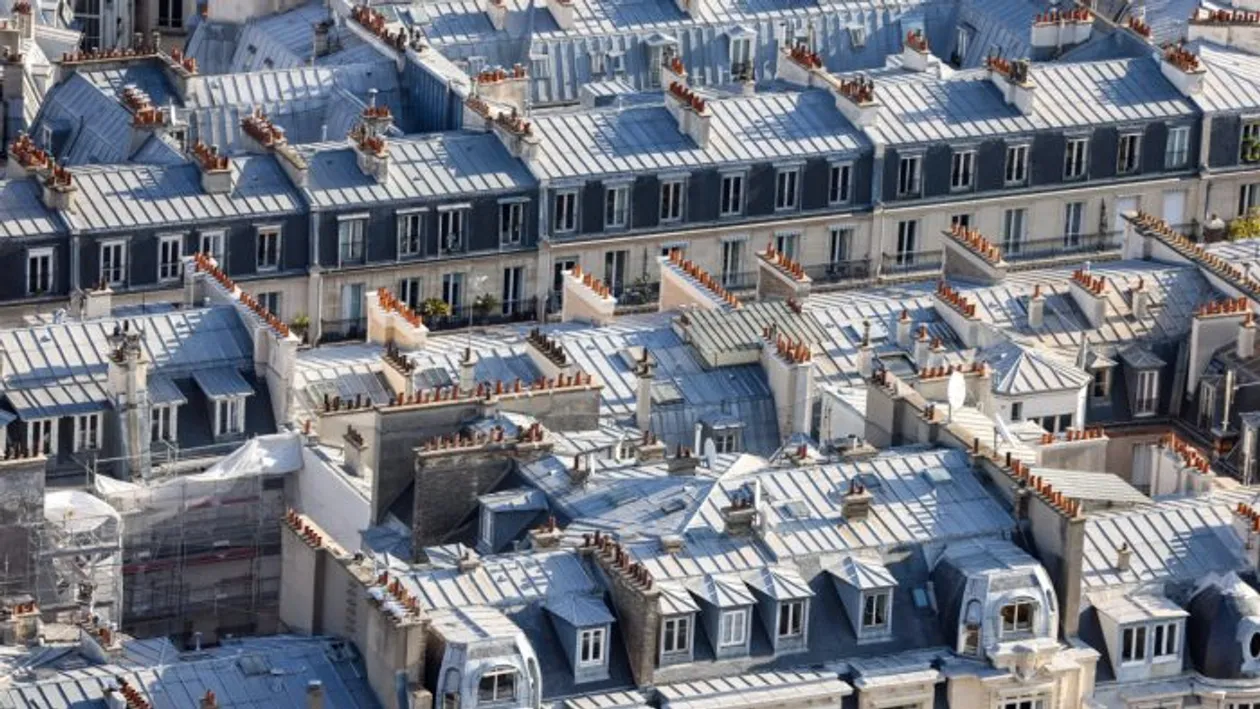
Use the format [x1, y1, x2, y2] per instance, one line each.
[1115, 542, 1132, 571]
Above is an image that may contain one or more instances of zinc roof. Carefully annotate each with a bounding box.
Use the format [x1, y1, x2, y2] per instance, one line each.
[528, 90, 867, 181]
[659, 582, 703, 614]
[300, 132, 537, 208]
[687, 448, 1014, 561]
[979, 340, 1090, 395]
[825, 554, 897, 590]
[657, 670, 853, 709]
[1189, 41, 1260, 113]
[64, 155, 303, 232]
[689, 572, 756, 608]
[544, 593, 616, 627]
[1029, 467, 1150, 506]
[0, 307, 253, 388]
[742, 565, 814, 600]
[867, 57, 1196, 145]
[147, 374, 187, 406]
[6, 379, 109, 420]
[1090, 593, 1188, 625]
[0, 179, 61, 238]
[401, 550, 602, 610]
[1081, 490, 1255, 590]
[193, 367, 255, 399]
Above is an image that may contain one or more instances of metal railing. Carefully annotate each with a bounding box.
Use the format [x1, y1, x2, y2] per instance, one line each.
[1003, 231, 1123, 262]
[318, 317, 367, 343]
[804, 259, 873, 285]
[880, 250, 944, 277]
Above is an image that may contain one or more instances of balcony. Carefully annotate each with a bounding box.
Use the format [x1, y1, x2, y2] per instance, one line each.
[803, 259, 873, 287]
[880, 250, 943, 279]
[1004, 231, 1123, 270]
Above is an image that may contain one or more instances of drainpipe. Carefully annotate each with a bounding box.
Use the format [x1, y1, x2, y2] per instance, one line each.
[870, 140, 887, 277]
[308, 210, 323, 343]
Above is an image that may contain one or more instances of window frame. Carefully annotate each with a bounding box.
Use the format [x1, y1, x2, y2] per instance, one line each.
[26, 246, 53, 296]
[1004, 144, 1030, 186]
[397, 208, 425, 258]
[1117, 131, 1143, 175]
[720, 173, 745, 217]
[158, 234, 183, 283]
[1002, 207, 1027, 254]
[604, 184, 630, 229]
[718, 608, 748, 647]
[897, 155, 922, 197]
[828, 162, 853, 205]
[99, 239, 128, 287]
[777, 599, 805, 639]
[578, 627, 606, 667]
[1152, 621, 1179, 660]
[73, 412, 101, 452]
[337, 217, 366, 266]
[1135, 369, 1159, 416]
[256, 225, 281, 272]
[199, 230, 225, 264]
[554, 190, 578, 233]
[774, 167, 801, 211]
[861, 590, 890, 630]
[437, 205, 467, 255]
[950, 150, 975, 191]
[477, 668, 518, 705]
[660, 178, 686, 223]
[499, 199, 526, 246]
[1064, 137, 1089, 180]
[1241, 119, 1260, 164]
[661, 615, 691, 655]
[1121, 624, 1148, 664]
[1165, 125, 1191, 169]
[999, 600, 1036, 636]
[1063, 201, 1084, 246]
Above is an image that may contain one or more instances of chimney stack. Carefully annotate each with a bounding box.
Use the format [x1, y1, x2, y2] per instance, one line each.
[841, 479, 874, 521]
[914, 324, 931, 371]
[984, 55, 1037, 115]
[459, 347, 478, 396]
[635, 349, 655, 432]
[1131, 277, 1150, 321]
[1240, 313, 1257, 360]
[1028, 284, 1045, 329]
[667, 445, 699, 476]
[307, 680, 325, 709]
[895, 309, 913, 349]
[1114, 542, 1132, 571]
[200, 690, 219, 709]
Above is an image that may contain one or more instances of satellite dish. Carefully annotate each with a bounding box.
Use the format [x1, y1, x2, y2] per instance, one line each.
[947, 370, 966, 411]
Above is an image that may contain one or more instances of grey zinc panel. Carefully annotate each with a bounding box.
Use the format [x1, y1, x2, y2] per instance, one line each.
[1191, 41, 1260, 113]
[529, 91, 866, 181]
[870, 57, 1196, 146]
[192, 367, 254, 399]
[66, 155, 302, 232]
[0, 180, 59, 238]
[302, 133, 536, 207]
[7, 380, 109, 419]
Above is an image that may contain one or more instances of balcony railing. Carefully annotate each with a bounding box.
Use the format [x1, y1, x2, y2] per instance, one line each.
[804, 259, 873, 285]
[1003, 231, 1123, 263]
[319, 317, 367, 343]
[880, 250, 944, 278]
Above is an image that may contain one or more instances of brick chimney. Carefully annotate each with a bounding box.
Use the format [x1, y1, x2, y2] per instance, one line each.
[200, 690, 219, 709]
[1028, 284, 1046, 329]
[841, 479, 873, 521]
[895, 309, 913, 349]
[472, 64, 529, 115]
[1187, 8, 1260, 57]
[1030, 8, 1094, 51]
[560, 265, 616, 325]
[240, 108, 309, 187]
[544, 0, 574, 29]
[1068, 267, 1109, 329]
[189, 141, 234, 194]
[1240, 312, 1257, 360]
[1160, 42, 1206, 96]
[634, 349, 654, 432]
[529, 516, 564, 549]
[900, 30, 934, 72]
[664, 80, 712, 149]
[760, 330, 814, 440]
[984, 55, 1036, 115]
[350, 93, 393, 183]
[1131, 277, 1150, 321]
[667, 445, 699, 476]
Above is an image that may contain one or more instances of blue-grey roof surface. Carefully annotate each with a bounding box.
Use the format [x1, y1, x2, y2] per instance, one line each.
[300, 132, 538, 207]
[529, 89, 868, 181]
[193, 366, 255, 399]
[0, 306, 253, 388]
[0, 179, 61, 238]
[1187, 40, 1260, 113]
[0, 635, 381, 709]
[866, 57, 1197, 145]
[33, 72, 136, 165]
[64, 154, 304, 232]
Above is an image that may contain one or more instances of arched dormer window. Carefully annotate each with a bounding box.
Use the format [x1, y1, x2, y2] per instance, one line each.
[999, 598, 1038, 638]
[477, 666, 518, 706]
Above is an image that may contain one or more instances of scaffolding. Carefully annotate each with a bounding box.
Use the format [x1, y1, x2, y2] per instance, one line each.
[35, 490, 124, 623]
[90, 435, 299, 643]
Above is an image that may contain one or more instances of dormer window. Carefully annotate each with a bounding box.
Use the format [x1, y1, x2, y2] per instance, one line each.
[1121, 625, 1147, 663]
[897, 155, 921, 197]
[661, 615, 691, 655]
[438, 205, 468, 255]
[578, 627, 605, 666]
[1000, 601, 1035, 636]
[730, 36, 753, 79]
[477, 668, 517, 705]
[1135, 370, 1158, 416]
[1152, 621, 1178, 659]
[861, 590, 890, 631]
[778, 600, 805, 638]
[719, 609, 748, 647]
[848, 25, 866, 48]
[1118, 132, 1142, 175]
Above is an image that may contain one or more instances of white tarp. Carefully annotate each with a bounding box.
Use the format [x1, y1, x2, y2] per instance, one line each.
[44, 489, 121, 534]
[95, 432, 303, 519]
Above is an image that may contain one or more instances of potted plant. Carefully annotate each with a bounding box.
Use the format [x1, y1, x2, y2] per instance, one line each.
[1245, 137, 1260, 164]
[421, 298, 452, 319]
[1230, 207, 1260, 240]
[472, 293, 500, 320]
[290, 313, 310, 342]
